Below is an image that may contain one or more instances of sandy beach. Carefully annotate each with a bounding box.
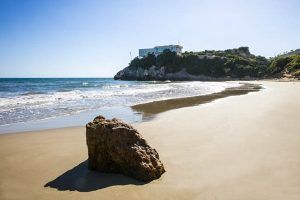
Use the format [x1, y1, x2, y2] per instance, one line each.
[0, 81, 299, 200]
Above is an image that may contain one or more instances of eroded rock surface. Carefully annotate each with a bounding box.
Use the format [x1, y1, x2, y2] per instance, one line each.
[86, 116, 165, 182]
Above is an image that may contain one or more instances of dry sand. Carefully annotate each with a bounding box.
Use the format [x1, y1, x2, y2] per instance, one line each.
[0, 81, 299, 200]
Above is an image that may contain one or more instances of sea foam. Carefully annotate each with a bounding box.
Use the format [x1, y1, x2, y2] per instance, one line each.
[0, 78, 241, 126]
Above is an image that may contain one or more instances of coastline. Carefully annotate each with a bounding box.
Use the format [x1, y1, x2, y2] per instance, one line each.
[0, 81, 300, 199]
[0, 81, 248, 134]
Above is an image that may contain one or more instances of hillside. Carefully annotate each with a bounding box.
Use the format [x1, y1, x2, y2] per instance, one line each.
[276, 49, 300, 58]
[114, 47, 299, 80]
[269, 54, 300, 78]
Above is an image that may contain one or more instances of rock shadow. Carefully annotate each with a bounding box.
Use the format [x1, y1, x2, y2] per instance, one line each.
[44, 160, 145, 192]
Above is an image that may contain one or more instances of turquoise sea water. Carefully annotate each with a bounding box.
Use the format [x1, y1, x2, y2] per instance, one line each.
[0, 78, 241, 133]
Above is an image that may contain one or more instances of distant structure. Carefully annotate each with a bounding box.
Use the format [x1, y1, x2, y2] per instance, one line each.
[139, 45, 183, 57]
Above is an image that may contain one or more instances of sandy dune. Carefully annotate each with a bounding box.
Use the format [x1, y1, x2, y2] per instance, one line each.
[0, 81, 299, 200]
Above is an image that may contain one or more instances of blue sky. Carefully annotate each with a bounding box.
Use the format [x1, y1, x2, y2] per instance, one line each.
[0, 0, 299, 78]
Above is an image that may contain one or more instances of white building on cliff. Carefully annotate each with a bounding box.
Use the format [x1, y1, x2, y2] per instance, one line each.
[139, 45, 183, 57]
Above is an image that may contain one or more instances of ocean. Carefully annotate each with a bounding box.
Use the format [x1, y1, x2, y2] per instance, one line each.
[0, 78, 241, 133]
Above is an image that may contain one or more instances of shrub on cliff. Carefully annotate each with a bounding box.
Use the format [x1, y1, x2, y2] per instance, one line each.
[269, 55, 300, 77]
[130, 53, 156, 69]
[156, 50, 182, 73]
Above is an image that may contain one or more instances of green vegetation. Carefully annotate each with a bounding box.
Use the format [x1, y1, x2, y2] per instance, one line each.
[128, 47, 299, 79]
[269, 54, 300, 77]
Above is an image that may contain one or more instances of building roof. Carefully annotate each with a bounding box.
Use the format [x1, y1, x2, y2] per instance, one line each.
[139, 45, 183, 50]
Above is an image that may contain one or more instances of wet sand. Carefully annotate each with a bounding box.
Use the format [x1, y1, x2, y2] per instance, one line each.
[132, 83, 261, 118]
[0, 81, 299, 200]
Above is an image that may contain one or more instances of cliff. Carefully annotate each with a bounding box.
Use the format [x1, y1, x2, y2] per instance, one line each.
[114, 47, 299, 81]
[114, 66, 242, 81]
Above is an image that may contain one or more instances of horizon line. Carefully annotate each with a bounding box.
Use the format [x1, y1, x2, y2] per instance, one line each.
[0, 77, 114, 79]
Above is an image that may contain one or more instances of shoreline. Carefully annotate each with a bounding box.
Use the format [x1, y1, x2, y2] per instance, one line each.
[132, 83, 262, 119]
[0, 81, 299, 199]
[0, 81, 261, 135]
[0, 81, 253, 134]
[0, 83, 259, 135]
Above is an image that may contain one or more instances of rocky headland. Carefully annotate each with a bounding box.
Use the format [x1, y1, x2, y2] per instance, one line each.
[114, 47, 300, 81]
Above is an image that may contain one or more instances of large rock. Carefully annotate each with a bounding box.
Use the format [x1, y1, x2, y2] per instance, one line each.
[86, 116, 165, 182]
